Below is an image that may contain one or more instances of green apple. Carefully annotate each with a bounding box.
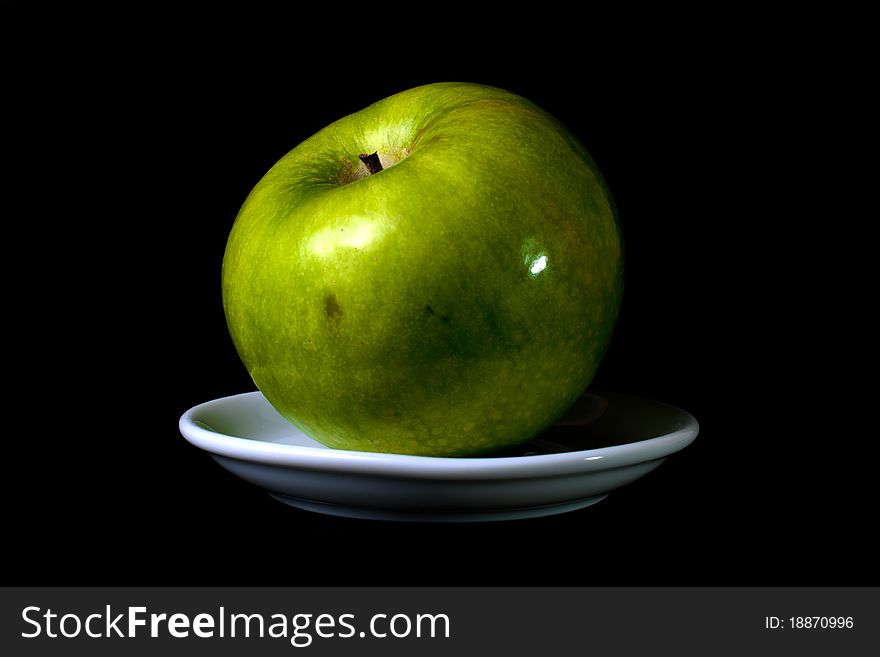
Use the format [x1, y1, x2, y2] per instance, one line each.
[222, 82, 623, 456]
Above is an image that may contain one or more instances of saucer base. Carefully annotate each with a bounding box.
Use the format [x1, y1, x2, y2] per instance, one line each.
[268, 493, 608, 522]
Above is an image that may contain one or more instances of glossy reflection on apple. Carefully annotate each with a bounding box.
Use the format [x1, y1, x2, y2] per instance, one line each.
[222, 82, 623, 456]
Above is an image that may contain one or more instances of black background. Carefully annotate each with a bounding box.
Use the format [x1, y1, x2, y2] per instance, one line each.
[3, 6, 869, 585]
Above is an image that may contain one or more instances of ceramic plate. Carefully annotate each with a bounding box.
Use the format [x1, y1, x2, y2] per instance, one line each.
[179, 391, 698, 522]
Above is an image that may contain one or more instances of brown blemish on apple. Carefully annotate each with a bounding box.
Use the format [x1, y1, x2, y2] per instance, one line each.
[408, 127, 426, 153]
[425, 305, 450, 322]
[325, 293, 342, 320]
[335, 158, 361, 185]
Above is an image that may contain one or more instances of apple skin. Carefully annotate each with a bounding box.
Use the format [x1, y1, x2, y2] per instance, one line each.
[222, 82, 623, 456]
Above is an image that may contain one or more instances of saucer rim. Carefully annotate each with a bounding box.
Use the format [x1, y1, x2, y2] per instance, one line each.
[179, 391, 698, 481]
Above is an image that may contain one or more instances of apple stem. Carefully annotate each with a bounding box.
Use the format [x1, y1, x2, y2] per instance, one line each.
[359, 152, 383, 175]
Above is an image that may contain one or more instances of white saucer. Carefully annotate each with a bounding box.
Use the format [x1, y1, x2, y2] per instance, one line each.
[179, 391, 698, 522]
